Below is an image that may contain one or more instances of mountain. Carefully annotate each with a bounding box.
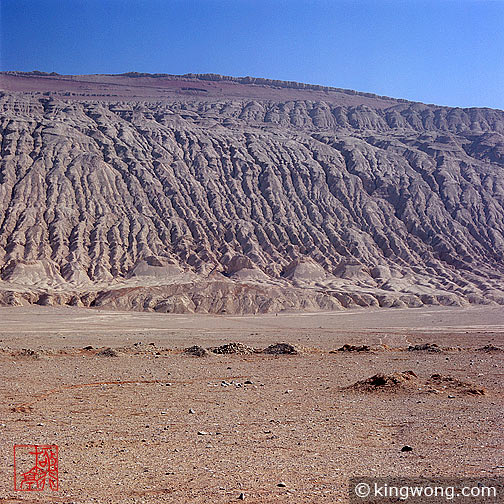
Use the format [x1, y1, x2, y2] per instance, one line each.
[0, 71, 503, 313]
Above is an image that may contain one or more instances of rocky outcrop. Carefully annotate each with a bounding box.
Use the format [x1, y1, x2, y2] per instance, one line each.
[0, 72, 503, 312]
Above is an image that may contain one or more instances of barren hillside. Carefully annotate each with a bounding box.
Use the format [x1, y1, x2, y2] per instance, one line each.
[1, 72, 503, 312]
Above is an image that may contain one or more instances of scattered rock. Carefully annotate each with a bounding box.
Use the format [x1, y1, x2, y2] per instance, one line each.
[209, 342, 256, 355]
[12, 405, 33, 413]
[184, 345, 209, 357]
[426, 374, 486, 396]
[83, 345, 93, 350]
[197, 431, 209, 436]
[96, 347, 118, 357]
[244, 380, 254, 385]
[277, 482, 287, 487]
[346, 371, 418, 393]
[14, 348, 41, 359]
[346, 370, 486, 397]
[408, 343, 442, 352]
[263, 343, 299, 355]
[401, 445, 413, 452]
[477, 344, 503, 352]
[189, 408, 195, 414]
[333, 344, 370, 352]
[238, 492, 245, 500]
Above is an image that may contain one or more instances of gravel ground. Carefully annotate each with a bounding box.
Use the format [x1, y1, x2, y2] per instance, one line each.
[0, 306, 503, 503]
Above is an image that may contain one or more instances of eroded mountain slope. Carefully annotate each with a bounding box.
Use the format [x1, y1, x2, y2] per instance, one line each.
[0, 73, 503, 312]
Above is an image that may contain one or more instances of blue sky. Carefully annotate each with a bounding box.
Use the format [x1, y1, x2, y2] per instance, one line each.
[1, 0, 503, 109]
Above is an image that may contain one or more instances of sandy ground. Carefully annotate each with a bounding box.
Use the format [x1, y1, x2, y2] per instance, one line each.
[0, 305, 503, 503]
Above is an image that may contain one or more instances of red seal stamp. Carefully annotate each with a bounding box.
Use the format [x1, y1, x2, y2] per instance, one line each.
[13, 444, 59, 491]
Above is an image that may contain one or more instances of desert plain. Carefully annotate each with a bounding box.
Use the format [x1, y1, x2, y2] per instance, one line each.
[0, 304, 503, 503]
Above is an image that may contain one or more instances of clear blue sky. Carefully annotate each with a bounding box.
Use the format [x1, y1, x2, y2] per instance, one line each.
[1, 0, 503, 109]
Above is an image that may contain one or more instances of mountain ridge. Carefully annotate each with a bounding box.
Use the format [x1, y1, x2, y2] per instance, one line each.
[1, 72, 503, 312]
[3, 70, 503, 111]
[1, 70, 410, 105]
